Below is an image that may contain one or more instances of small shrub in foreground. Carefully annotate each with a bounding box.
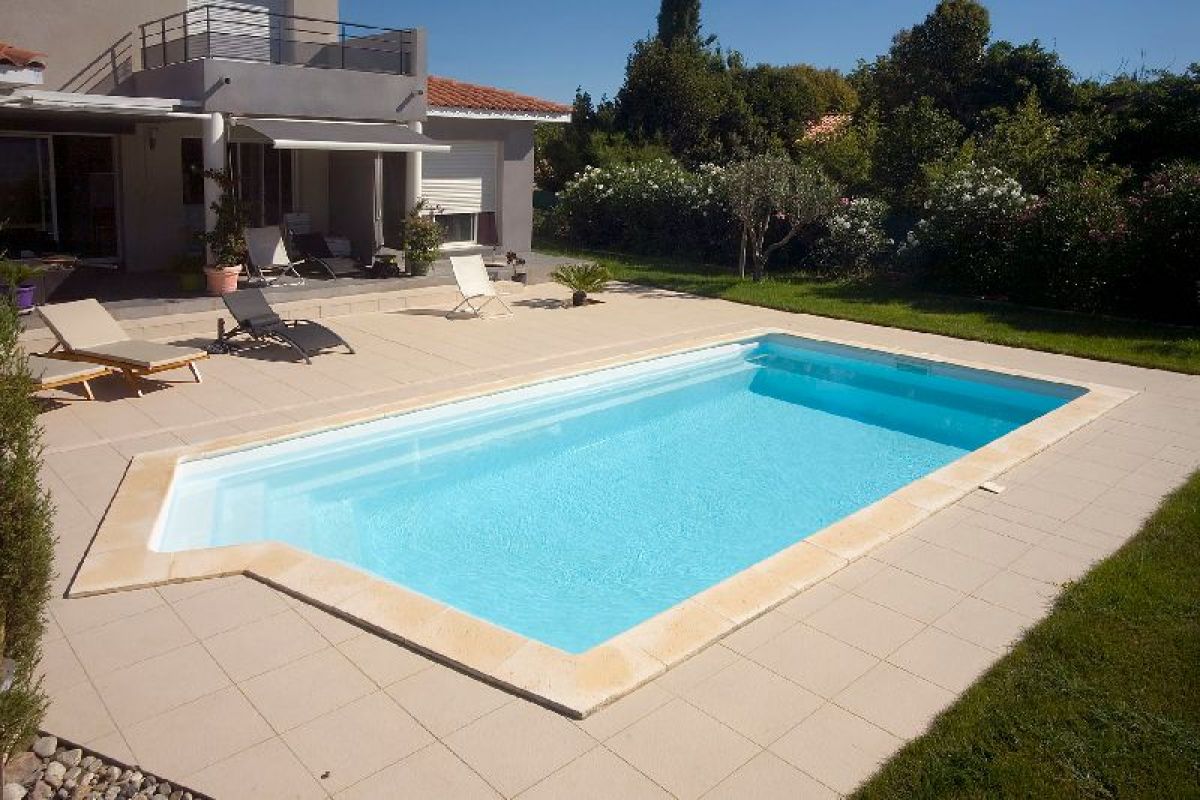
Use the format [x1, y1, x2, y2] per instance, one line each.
[0, 300, 55, 776]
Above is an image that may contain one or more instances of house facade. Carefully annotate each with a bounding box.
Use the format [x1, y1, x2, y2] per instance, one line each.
[0, 0, 570, 272]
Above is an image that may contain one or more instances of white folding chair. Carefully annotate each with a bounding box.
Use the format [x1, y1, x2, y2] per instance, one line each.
[244, 226, 305, 286]
[449, 255, 513, 318]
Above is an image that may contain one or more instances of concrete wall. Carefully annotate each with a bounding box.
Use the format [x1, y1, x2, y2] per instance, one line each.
[118, 118, 205, 272]
[422, 117, 536, 252]
[0, 0, 181, 92]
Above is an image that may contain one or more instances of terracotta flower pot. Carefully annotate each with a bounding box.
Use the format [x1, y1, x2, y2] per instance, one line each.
[204, 265, 242, 296]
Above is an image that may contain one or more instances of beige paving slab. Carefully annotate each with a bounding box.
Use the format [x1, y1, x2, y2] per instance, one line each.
[386, 663, 514, 738]
[748, 623, 879, 699]
[835, 661, 956, 739]
[50, 588, 165, 635]
[704, 751, 837, 800]
[204, 608, 328, 682]
[42, 678, 117, 745]
[187, 737, 327, 800]
[606, 699, 760, 800]
[444, 701, 596, 797]
[683, 658, 823, 746]
[123, 686, 275, 778]
[971, 569, 1058, 618]
[769, 703, 901, 796]
[338, 632, 432, 688]
[805, 592, 925, 659]
[93, 642, 230, 728]
[283, 692, 434, 794]
[171, 575, 290, 639]
[335, 742, 499, 800]
[852, 564, 964, 624]
[518, 746, 671, 800]
[888, 626, 999, 693]
[69, 604, 195, 679]
[241, 647, 377, 732]
[575, 680, 674, 741]
[934, 596, 1035, 652]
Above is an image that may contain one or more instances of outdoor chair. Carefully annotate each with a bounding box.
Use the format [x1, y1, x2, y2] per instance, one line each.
[38, 300, 207, 396]
[215, 288, 355, 364]
[245, 226, 306, 286]
[27, 354, 112, 400]
[290, 232, 365, 279]
[449, 254, 514, 319]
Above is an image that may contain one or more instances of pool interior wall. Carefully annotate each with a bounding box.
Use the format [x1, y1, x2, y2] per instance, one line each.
[156, 334, 1084, 653]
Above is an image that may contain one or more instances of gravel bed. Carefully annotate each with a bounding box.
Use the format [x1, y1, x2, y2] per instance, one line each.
[2, 735, 209, 800]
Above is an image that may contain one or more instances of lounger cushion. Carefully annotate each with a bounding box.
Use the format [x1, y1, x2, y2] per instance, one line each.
[73, 340, 206, 370]
[27, 355, 108, 388]
[38, 299, 130, 348]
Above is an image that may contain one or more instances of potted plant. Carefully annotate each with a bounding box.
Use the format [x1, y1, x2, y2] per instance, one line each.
[550, 263, 611, 307]
[505, 250, 528, 283]
[199, 168, 249, 296]
[401, 200, 443, 277]
[0, 258, 40, 314]
[172, 251, 206, 294]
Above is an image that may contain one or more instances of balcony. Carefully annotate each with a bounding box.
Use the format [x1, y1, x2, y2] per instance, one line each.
[122, 4, 426, 121]
[139, 3, 420, 76]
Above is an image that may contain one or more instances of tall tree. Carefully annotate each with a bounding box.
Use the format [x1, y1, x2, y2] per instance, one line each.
[656, 0, 702, 48]
[870, 0, 992, 121]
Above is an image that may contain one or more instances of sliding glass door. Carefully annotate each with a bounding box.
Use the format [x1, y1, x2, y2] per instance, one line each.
[0, 135, 54, 254]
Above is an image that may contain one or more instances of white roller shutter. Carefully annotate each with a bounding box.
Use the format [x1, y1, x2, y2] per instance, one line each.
[187, 0, 283, 61]
[421, 141, 498, 214]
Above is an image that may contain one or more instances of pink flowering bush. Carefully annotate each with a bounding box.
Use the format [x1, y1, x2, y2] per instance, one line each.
[1126, 162, 1200, 321]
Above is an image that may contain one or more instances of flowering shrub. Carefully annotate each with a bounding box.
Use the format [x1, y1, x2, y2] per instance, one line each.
[812, 197, 893, 276]
[900, 163, 1034, 293]
[1126, 162, 1200, 321]
[1012, 169, 1130, 313]
[547, 160, 736, 259]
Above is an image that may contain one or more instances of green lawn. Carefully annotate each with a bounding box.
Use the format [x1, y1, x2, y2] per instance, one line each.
[854, 471, 1200, 798]
[547, 248, 1200, 374]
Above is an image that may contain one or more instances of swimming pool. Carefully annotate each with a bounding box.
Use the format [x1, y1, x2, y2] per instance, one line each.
[154, 333, 1084, 654]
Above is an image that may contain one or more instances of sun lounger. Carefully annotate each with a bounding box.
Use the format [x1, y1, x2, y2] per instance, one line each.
[216, 288, 354, 364]
[291, 232, 364, 279]
[449, 254, 513, 318]
[27, 354, 111, 400]
[37, 299, 207, 396]
[245, 226, 306, 286]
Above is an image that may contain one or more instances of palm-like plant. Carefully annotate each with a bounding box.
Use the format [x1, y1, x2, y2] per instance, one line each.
[550, 263, 612, 306]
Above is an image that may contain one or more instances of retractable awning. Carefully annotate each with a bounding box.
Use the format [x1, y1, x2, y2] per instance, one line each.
[235, 118, 451, 152]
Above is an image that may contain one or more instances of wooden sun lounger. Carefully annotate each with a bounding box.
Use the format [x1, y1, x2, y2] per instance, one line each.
[37, 299, 208, 397]
[28, 355, 112, 400]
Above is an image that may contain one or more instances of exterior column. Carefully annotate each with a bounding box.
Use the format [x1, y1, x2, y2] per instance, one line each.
[202, 111, 227, 264]
[406, 120, 423, 212]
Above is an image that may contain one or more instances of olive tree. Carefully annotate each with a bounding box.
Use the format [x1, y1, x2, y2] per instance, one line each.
[724, 153, 840, 280]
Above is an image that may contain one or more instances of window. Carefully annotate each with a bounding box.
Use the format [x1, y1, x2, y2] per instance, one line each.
[435, 213, 477, 244]
[0, 136, 52, 232]
[185, 139, 295, 226]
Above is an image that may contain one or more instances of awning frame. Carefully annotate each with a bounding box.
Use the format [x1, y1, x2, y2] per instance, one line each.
[233, 116, 451, 153]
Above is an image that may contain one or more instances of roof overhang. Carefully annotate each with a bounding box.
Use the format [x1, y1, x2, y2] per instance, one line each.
[235, 117, 453, 151]
[0, 89, 200, 117]
[428, 106, 571, 123]
[0, 65, 44, 87]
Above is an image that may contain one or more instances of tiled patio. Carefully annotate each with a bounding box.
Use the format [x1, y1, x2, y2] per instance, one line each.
[31, 280, 1200, 799]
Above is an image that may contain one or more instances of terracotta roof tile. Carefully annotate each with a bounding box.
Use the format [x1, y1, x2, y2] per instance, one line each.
[428, 75, 570, 117]
[802, 113, 852, 141]
[0, 42, 46, 69]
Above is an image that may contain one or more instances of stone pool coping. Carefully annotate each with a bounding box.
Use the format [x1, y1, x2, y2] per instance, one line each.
[68, 326, 1134, 718]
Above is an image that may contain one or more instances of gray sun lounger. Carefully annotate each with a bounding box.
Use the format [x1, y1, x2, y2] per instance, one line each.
[216, 288, 354, 364]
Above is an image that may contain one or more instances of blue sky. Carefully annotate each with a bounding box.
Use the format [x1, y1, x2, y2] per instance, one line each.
[344, 0, 1200, 103]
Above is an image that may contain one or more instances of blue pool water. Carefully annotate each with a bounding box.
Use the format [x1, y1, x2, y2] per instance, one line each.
[156, 335, 1082, 653]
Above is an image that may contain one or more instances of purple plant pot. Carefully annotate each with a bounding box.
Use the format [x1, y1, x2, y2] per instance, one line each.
[4, 283, 36, 312]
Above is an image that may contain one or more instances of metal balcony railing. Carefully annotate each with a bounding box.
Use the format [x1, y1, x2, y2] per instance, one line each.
[139, 3, 418, 76]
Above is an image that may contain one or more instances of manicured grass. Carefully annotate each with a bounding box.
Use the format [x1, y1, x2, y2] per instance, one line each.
[853, 472, 1200, 798]
[548, 247, 1200, 374]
